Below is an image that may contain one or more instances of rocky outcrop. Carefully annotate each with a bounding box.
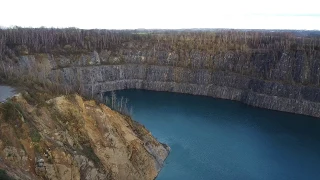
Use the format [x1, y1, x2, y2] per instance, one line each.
[0, 93, 169, 180]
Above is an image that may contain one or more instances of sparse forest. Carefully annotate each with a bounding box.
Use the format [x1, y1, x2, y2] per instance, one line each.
[1, 27, 319, 59]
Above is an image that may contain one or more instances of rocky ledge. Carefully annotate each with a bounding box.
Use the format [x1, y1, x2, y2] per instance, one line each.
[0, 93, 169, 180]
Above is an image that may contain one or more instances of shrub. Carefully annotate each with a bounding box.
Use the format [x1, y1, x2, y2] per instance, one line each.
[1, 101, 22, 123]
[30, 129, 41, 142]
[0, 169, 13, 180]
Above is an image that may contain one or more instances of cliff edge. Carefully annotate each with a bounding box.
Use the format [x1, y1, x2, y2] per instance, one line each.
[0, 93, 169, 180]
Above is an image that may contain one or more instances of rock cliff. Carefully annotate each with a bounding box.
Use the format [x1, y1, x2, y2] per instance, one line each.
[10, 47, 320, 117]
[0, 93, 169, 180]
[1, 29, 320, 118]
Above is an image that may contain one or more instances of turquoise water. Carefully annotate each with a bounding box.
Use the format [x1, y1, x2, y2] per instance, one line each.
[108, 90, 320, 180]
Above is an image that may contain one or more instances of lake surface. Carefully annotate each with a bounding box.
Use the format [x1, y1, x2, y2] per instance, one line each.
[107, 89, 320, 180]
[0, 85, 16, 102]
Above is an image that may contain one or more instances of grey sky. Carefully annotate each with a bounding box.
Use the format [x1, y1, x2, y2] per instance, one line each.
[1, 0, 319, 29]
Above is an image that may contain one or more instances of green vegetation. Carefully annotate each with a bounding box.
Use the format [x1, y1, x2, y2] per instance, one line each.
[0, 101, 22, 123]
[0, 169, 13, 180]
[30, 129, 41, 142]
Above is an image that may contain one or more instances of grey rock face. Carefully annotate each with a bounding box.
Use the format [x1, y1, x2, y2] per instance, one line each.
[14, 47, 320, 118]
[50, 64, 320, 118]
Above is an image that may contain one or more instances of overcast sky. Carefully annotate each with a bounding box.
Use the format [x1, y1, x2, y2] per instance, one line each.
[1, 0, 319, 30]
